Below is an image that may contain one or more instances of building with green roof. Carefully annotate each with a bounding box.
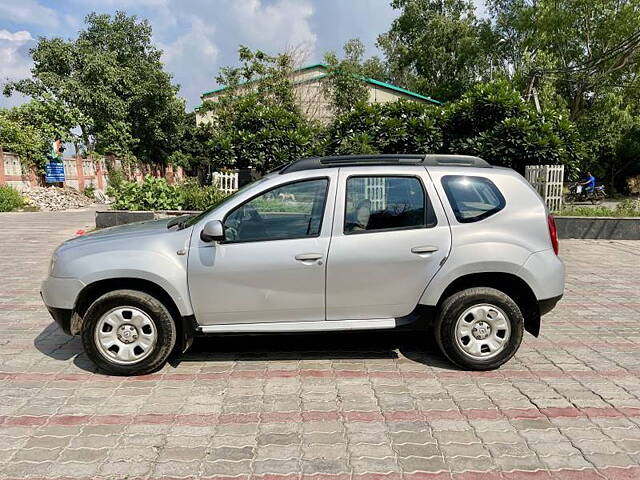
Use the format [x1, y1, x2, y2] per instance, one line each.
[196, 63, 441, 125]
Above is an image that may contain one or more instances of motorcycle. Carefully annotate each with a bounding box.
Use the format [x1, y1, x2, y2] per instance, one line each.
[565, 183, 606, 205]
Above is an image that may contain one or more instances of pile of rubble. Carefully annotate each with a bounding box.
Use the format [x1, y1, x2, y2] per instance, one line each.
[19, 186, 94, 211]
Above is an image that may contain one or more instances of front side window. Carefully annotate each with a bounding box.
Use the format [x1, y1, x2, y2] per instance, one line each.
[224, 178, 328, 242]
[441, 175, 505, 223]
[344, 176, 432, 234]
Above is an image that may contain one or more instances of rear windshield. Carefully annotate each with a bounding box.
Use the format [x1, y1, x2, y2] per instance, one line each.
[441, 175, 505, 223]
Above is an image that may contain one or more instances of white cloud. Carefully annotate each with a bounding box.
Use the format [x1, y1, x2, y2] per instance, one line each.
[0, 0, 58, 27]
[0, 28, 33, 80]
[230, 0, 317, 54]
[158, 16, 219, 108]
[0, 29, 34, 107]
[0, 29, 33, 42]
[161, 17, 218, 65]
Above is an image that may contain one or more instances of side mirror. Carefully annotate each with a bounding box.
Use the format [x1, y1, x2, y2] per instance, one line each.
[200, 220, 225, 242]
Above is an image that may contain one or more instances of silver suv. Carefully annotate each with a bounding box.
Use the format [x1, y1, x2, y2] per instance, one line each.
[41, 155, 565, 375]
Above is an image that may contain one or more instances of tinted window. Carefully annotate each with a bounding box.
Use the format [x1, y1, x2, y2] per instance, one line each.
[441, 175, 505, 223]
[224, 178, 328, 242]
[344, 176, 433, 234]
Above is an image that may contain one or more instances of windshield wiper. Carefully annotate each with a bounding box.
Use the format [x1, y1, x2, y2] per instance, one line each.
[166, 214, 194, 230]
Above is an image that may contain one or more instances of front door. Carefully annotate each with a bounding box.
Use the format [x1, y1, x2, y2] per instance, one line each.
[188, 174, 336, 325]
[326, 166, 451, 320]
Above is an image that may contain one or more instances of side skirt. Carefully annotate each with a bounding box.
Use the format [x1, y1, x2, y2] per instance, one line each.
[197, 318, 412, 334]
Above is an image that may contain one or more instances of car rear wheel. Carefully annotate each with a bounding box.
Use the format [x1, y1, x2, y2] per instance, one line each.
[81, 289, 176, 375]
[435, 287, 524, 371]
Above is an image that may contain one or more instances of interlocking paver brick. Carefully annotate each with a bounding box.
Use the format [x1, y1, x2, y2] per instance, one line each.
[1, 212, 640, 480]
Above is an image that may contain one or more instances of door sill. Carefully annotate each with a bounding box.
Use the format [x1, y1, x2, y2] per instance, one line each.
[197, 318, 399, 334]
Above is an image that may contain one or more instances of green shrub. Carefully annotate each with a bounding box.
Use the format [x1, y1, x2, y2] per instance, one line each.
[107, 175, 229, 211]
[107, 168, 127, 191]
[83, 184, 96, 199]
[108, 175, 182, 211]
[178, 179, 228, 211]
[0, 185, 25, 212]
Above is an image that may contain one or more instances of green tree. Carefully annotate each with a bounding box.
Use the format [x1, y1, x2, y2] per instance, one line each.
[0, 110, 47, 166]
[378, 0, 492, 102]
[3, 11, 184, 163]
[0, 98, 84, 167]
[488, 0, 640, 120]
[487, 0, 640, 188]
[167, 112, 218, 178]
[324, 100, 442, 155]
[200, 47, 320, 174]
[323, 39, 374, 114]
[441, 81, 585, 174]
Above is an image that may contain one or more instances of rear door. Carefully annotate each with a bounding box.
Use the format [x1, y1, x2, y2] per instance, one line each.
[325, 166, 451, 320]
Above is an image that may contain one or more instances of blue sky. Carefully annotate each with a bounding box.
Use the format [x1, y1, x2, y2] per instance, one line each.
[0, 0, 403, 110]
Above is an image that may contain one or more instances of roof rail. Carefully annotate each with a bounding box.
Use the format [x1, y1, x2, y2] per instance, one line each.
[279, 154, 490, 173]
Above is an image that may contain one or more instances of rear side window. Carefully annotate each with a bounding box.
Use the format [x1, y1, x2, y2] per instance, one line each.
[441, 175, 505, 223]
[344, 176, 436, 234]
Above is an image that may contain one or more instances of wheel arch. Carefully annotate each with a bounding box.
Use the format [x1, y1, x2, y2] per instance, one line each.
[433, 272, 541, 337]
[71, 278, 195, 352]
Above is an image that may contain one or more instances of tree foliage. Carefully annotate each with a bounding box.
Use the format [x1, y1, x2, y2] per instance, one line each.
[0, 98, 83, 167]
[199, 47, 320, 174]
[3, 11, 184, 163]
[324, 81, 584, 175]
[378, 0, 494, 102]
[323, 39, 374, 115]
[325, 100, 442, 155]
[442, 81, 584, 173]
[0, 109, 48, 166]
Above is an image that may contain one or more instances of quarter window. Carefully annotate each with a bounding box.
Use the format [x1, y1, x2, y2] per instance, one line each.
[344, 176, 433, 234]
[441, 175, 505, 223]
[224, 178, 328, 242]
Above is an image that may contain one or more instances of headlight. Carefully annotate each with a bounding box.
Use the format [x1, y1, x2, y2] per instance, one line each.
[49, 253, 58, 275]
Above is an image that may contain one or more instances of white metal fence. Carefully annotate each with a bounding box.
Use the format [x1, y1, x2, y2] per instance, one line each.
[525, 165, 564, 212]
[212, 171, 239, 194]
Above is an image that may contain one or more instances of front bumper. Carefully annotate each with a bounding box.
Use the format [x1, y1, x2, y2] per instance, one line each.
[44, 303, 74, 335]
[41, 276, 85, 335]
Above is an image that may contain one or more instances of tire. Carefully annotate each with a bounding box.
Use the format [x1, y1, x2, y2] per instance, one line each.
[590, 192, 604, 205]
[565, 194, 575, 206]
[434, 287, 524, 371]
[81, 289, 177, 375]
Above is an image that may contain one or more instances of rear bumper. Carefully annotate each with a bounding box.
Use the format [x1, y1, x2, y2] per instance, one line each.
[539, 294, 563, 316]
[518, 249, 565, 301]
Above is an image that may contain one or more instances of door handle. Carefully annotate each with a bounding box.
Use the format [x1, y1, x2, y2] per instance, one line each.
[411, 245, 439, 254]
[295, 253, 324, 262]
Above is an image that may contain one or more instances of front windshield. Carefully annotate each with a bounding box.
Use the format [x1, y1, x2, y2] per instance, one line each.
[183, 175, 271, 228]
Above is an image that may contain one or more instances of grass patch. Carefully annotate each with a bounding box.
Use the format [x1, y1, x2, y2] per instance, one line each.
[559, 198, 640, 217]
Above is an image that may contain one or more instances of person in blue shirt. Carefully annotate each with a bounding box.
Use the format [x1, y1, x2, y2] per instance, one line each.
[581, 172, 596, 192]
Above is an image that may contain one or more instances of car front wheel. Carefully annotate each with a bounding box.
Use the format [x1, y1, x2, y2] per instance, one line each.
[435, 287, 524, 370]
[81, 289, 176, 375]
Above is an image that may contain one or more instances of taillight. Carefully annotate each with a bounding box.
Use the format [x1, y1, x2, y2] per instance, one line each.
[547, 214, 559, 255]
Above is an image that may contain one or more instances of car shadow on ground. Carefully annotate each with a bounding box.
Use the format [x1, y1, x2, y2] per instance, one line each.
[34, 322, 458, 374]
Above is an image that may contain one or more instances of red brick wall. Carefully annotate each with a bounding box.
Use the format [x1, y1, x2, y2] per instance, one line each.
[0, 152, 184, 191]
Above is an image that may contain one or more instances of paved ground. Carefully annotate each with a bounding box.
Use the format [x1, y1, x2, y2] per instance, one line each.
[1, 210, 640, 480]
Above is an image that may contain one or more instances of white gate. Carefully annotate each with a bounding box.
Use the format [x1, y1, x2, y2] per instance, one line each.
[212, 171, 239, 194]
[365, 178, 386, 211]
[525, 165, 564, 212]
